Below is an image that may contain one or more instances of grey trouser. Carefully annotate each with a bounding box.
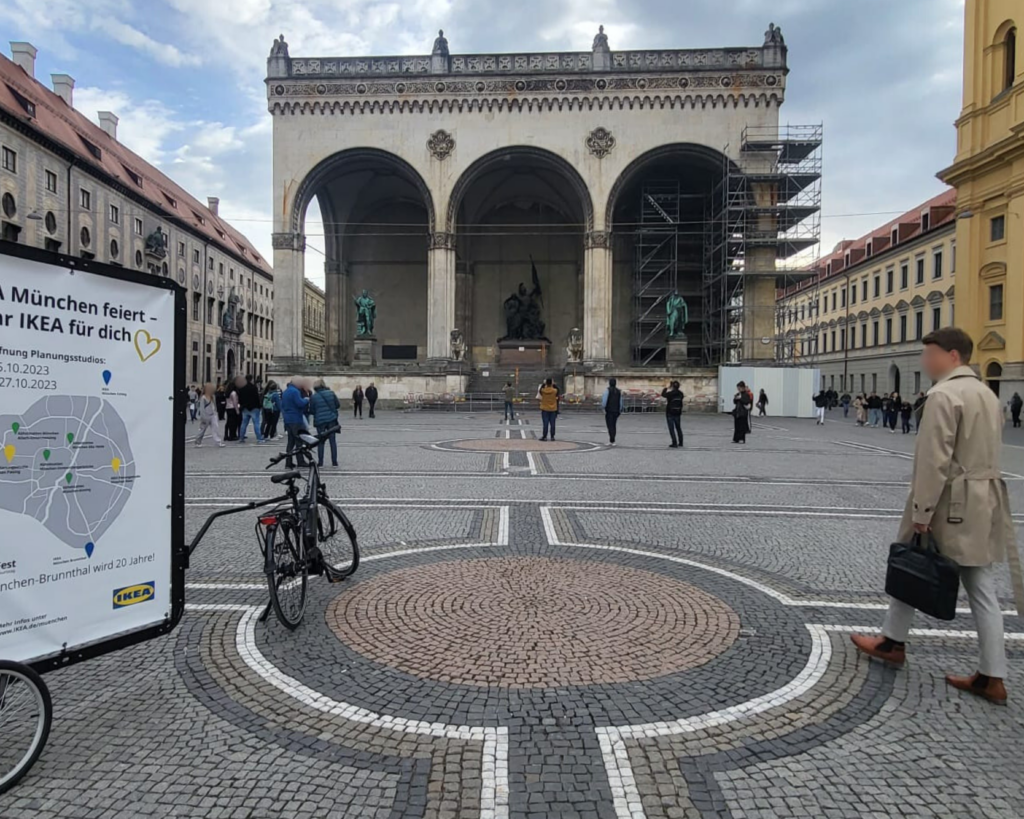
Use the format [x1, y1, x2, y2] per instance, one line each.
[883, 563, 1007, 678]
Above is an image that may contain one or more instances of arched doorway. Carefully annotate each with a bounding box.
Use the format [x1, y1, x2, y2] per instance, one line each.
[986, 361, 1003, 397]
[606, 145, 734, 366]
[448, 148, 593, 369]
[292, 149, 435, 364]
[888, 363, 901, 395]
[226, 349, 236, 381]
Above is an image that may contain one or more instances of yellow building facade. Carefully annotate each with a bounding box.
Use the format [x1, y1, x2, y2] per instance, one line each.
[939, 0, 1023, 396]
[777, 192, 956, 397]
[303, 279, 326, 361]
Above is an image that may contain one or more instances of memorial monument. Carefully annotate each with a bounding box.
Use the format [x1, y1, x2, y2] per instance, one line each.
[666, 291, 689, 363]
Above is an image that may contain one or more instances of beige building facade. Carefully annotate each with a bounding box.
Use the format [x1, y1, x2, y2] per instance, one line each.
[0, 43, 274, 386]
[266, 26, 820, 396]
[777, 191, 957, 397]
[303, 279, 325, 360]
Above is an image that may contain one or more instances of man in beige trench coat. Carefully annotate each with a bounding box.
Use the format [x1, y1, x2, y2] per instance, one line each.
[853, 327, 1024, 705]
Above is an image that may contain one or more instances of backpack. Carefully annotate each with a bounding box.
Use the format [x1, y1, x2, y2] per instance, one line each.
[262, 393, 274, 411]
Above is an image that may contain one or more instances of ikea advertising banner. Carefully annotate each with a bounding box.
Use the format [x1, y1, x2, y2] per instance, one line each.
[0, 249, 183, 665]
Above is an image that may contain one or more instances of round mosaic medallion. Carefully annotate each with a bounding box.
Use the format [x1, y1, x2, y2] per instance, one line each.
[327, 557, 740, 688]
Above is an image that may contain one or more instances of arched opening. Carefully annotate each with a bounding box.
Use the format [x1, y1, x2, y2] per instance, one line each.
[293, 149, 434, 364]
[226, 348, 236, 381]
[888, 363, 901, 395]
[1005, 26, 1017, 92]
[449, 148, 593, 370]
[607, 145, 734, 366]
[986, 361, 1003, 397]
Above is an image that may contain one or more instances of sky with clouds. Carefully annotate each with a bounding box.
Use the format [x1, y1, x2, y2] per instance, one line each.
[7, 0, 965, 287]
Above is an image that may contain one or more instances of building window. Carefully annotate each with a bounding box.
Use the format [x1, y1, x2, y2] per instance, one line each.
[178, 241, 185, 256]
[134, 217, 143, 236]
[872, 373, 877, 393]
[80, 188, 91, 210]
[192, 293, 200, 321]
[914, 372, 921, 394]
[849, 327, 856, 349]
[1, 192, 14, 218]
[830, 330, 836, 351]
[208, 256, 214, 270]
[915, 257, 925, 284]
[921, 213, 930, 232]
[933, 250, 942, 279]
[219, 262, 224, 275]
[831, 292, 837, 311]
[1005, 27, 1017, 92]
[135, 250, 143, 267]
[950, 302, 955, 325]
[861, 325, 867, 348]
[44, 211, 56, 234]
[872, 321, 879, 346]
[900, 264, 909, 290]
[45, 170, 57, 193]
[861, 280, 867, 301]
[932, 306, 941, 331]
[885, 318, 892, 344]
[900, 314, 907, 342]
[1, 221, 21, 242]
[80, 226, 91, 247]
[1, 146, 15, 173]
[193, 249, 200, 264]
[886, 269, 894, 294]
[950, 241, 956, 273]
[873, 275, 880, 298]
[915, 311, 924, 339]
[990, 284, 1004, 321]
[44, 238, 61, 252]
[841, 288, 847, 308]
[110, 238, 119, 258]
[991, 215, 1005, 242]
[851, 285, 857, 305]
[207, 297, 214, 324]
[109, 204, 119, 224]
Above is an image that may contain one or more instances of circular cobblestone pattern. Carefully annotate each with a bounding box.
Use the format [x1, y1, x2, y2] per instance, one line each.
[327, 557, 741, 687]
[447, 439, 582, 452]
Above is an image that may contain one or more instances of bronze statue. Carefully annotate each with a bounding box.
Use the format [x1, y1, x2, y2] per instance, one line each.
[666, 291, 689, 339]
[144, 226, 167, 258]
[501, 261, 546, 340]
[353, 289, 376, 336]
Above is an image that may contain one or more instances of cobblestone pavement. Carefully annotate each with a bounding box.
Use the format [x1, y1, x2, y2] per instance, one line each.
[4, 408, 1024, 818]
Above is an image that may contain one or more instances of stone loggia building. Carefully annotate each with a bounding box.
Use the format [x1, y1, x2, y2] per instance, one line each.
[267, 26, 821, 399]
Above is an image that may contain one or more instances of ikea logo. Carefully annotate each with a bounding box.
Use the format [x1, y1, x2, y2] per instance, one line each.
[112, 582, 155, 609]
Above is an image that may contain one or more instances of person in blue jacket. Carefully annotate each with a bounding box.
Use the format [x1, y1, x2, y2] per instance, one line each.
[601, 377, 626, 446]
[308, 378, 341, 468]
[280, 377, 311, 469]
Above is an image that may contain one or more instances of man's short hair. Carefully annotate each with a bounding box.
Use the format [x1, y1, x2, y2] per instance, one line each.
[922, 327, 973, 363]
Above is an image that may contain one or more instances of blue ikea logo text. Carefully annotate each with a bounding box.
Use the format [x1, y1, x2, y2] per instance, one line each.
[112, 582, 155, 609]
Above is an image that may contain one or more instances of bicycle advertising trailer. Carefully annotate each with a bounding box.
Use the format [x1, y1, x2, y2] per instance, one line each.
[0, 242, 186, 791]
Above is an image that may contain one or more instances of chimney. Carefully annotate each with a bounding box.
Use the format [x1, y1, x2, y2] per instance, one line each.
[51, 74, 75, 107]
[207, 196, 220, 216]
[10, 42, 37, 78]
[98, 111, 118, 140]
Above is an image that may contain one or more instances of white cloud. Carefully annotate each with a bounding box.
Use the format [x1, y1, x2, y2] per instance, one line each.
[74, 86, 186, 165]
[99, 20, 202, 67]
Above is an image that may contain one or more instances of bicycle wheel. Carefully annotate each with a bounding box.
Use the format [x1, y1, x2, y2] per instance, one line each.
[317, 499, 360, 581]
[0, 660, 52, 794]
[264, 522, 308, 629]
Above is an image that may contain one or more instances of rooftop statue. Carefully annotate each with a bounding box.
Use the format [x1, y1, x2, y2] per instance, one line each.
[432, 29, 449, 57]
[764, 23, 785, 47]
[592, 25, 610, 52]
[270, 34, 290, 58]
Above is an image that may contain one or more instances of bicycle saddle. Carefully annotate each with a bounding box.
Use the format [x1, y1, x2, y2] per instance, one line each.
[270, 470, 302, 484]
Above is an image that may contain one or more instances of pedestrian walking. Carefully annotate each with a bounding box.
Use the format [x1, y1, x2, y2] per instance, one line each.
[503, 382, 516, 422]
[662, 380, 685, 448]
[215, 383, 227, 421]
[194, 383, 225, 447]
[732, 381, 752, 444]
[1011, 392, 1023, 428]
[900, 400, 913, 434]
[852, 327, 1024, 705]
[352, 385, 364, 419]
[261, 380, 282, 440]
[888, 391, 902, 433]
[853, 394, 867, 426]
[867, 392, 883, 427]
[756, 389, 769, 417]
[539, 378, 560, 441]
[224, 383, 241, 441]
[366, 383, 379, 418]
[236, 375, 265, 444]
[813, 390, 827, 425]
[188, 385, 199, 423]
[601, 378, 625, 446]
[281, 376, 312, 470]
[309, 378, 341, 467]
[841, 393, 852, 418]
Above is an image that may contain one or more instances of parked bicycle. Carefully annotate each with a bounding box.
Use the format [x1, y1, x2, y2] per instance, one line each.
[187, 425, 359, 629]
[0, 660, 52, 794]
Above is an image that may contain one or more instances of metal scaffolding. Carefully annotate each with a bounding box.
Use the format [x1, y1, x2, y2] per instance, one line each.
[702, 124, 823, 366]
[631, 182, 680, 366]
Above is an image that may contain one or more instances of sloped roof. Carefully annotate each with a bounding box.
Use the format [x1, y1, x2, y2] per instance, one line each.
[0, 53, 269, 275]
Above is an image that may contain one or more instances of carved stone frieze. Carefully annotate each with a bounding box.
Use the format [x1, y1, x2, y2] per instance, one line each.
[271, 232, 306, 251]
[427, 129, 455, 160]
[585, 231, 611, 249]
[428, 232, 457, 250]
[586, 128, 615, 159]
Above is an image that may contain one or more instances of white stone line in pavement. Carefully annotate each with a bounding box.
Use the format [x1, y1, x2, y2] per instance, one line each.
[539, 507, 1020, 615]
[503, 451, 510, 471]
[206, 607, 512, 819]
[822, 625, 1024, 640]
[526, 452, 538, 476]
[187, 506, 509, 590]
[596, 624, 832, 819]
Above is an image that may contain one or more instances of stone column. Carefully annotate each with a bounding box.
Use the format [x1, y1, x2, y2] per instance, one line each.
[583, 231, 613, 365]
[427, 232, 457, 362]
[324, 259, 349, 364]
[455, 261, 473, 363]
[743, 182, 779, 362]
[271, 232, 306, 367]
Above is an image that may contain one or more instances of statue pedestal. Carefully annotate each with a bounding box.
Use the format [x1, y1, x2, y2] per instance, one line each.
[352, 336, 378, 366]
[497, 340, 549, 367]
[666, 337, 689, 365]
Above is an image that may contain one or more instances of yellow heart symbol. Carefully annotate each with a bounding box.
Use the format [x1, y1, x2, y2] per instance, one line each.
[134, 329, 161, 363]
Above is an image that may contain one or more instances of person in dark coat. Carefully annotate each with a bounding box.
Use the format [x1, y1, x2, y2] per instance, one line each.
[352, 385, 364, 419]
[661, 380, 685, 448]
[900, 400, 914, 434]
[813, 390, 828, 425]
[1011, 392, 1023, 428]
[365, 383, 379, 419]
[888, 392, 902, 433]
[601, 378, 625, 446]
[732, 381, 752, 444]
[309, 379, 341, 467]
[214, 383, 227, 421]
[756, 389, 769, 416]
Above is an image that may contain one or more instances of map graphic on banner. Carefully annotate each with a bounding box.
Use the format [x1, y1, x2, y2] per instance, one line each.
[0, 396, 135, 557]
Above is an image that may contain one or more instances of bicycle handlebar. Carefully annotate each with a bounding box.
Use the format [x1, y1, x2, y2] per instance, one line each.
[265, 424, 340, 469]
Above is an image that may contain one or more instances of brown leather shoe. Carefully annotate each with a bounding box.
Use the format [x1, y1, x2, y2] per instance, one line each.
[945, 672, 1007, 705]
[850, 634, 906, 667]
